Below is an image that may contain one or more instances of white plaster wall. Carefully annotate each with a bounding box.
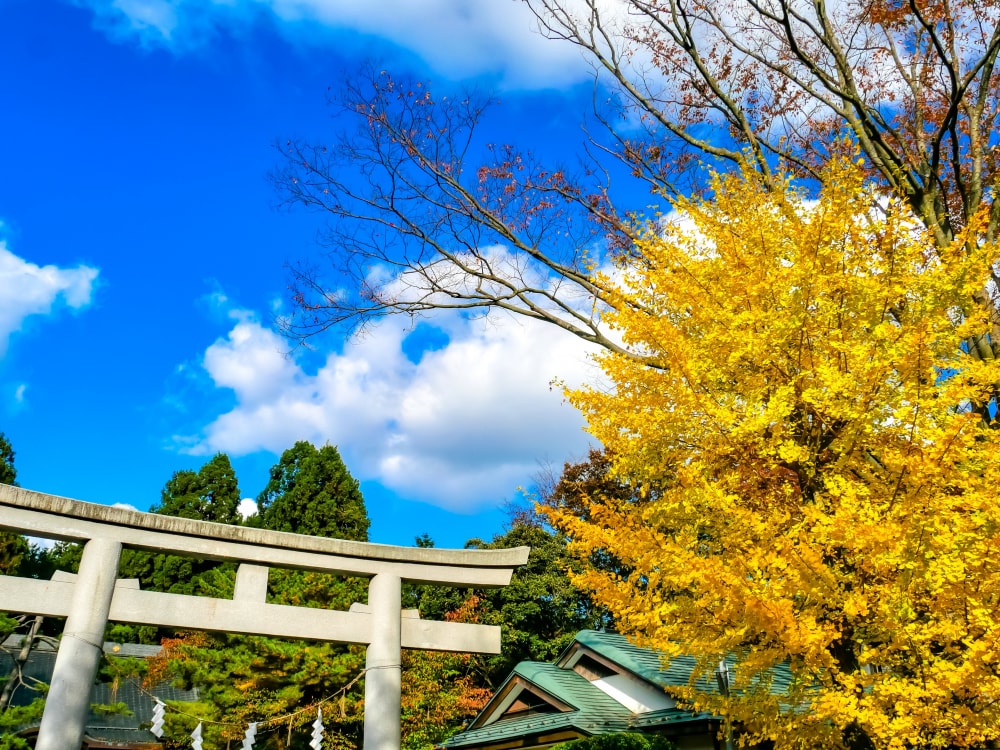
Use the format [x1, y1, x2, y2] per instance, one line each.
[592, 674, 675, 713]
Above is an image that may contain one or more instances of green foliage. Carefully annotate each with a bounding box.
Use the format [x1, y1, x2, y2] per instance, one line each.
[44, 454, 242, 599]
[416, 521, 612, 687]
[0, 432, 27, 578]
[0, 534, 55, 580]
[0, 533, 29, 576]
[0, 431, 52, 665]
[400, 647, 489, 750]
[37, 455, 245, 646]
[257, 442, 369, 540]
[0, 697, 46, 748]
[0, 431, 16, 486]
[157, 444, 372, 748]
[17, 544, 56, 581]
[107, 623, 160, 644]
[155, 696, 221, 749]
[266, 568, 367, 611]
[160, 628, 366, 749]
[97, 654, 147, 684]
[475, 523, 613, 684]
[119, 548, 208, 596]
[118, 453, 243, 603]
[553, 734, 676, 750]
[0, 613, 19, 642]
[48, 540, 82, 573]
[154, 453, 241, 524]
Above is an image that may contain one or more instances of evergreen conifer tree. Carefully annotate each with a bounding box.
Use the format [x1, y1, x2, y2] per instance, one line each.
[154, 453, 241, 525]
[0, 432, 27, 576]
[257, 442, 369, 541]
[116, 454, 243, 599]
[0, 432, 15, 486]
[160, 444, 371, 748]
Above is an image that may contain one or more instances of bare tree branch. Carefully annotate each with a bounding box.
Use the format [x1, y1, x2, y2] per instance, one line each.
[275, 4, 1000, 373]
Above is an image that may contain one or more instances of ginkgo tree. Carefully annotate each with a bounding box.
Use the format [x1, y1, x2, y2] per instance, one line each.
[273, 4, 1000, 744]
[544, 155, 1000, 750]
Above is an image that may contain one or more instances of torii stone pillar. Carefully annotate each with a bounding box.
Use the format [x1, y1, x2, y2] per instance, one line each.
[37, 537, 122, 750]
[0, 484, 529, 750]
[365, 573, 403, 749]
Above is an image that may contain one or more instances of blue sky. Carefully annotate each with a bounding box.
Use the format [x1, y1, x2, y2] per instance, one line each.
[0, 0, 631, 547]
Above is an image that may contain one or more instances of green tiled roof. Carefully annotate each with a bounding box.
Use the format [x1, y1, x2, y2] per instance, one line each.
[513, 662, 634, 716]
[440, 711, 630, 748]
[440, 662, 633, 748]
[441, 630, 794, 749]
[573, 631, 701, 690]
[574, 630, 794, 698]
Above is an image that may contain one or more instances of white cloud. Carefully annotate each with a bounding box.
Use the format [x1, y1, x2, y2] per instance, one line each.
[111, 0, 181, 38]
[180, 306, 602, 511]
[238, 497, 258, 517]
[14, 384, 27, 403]
[112, 502, 140, 511]
[0, 240, 100, 357]
[72, 0, 593, 88]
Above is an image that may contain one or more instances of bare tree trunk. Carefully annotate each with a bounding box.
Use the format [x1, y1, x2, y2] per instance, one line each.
[0, 615, 43, 711]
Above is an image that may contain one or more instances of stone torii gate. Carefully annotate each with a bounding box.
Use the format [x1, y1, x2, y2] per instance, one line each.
[0, 485, 529, 750]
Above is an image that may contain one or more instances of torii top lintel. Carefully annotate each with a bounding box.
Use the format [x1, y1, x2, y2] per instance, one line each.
[0, 483, 529, 587]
